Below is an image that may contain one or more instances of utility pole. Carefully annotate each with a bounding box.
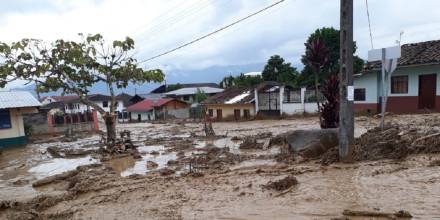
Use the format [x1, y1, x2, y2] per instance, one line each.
[339, 0, 354, 162]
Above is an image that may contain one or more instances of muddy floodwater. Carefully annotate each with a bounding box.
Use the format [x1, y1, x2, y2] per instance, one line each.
[1, 115, 440, 219]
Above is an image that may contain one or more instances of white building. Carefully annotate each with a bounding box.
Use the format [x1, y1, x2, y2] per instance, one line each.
[0, 91, 41, 148]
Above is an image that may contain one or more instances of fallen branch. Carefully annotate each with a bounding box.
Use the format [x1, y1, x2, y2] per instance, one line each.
[342, 209, 412, 218]
[411, 132, 440, 146]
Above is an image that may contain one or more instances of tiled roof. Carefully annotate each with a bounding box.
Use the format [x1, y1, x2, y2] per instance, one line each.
[126, 98, 185, 112]
[364, 40, 440, 71]
[0, 91, 41, 109]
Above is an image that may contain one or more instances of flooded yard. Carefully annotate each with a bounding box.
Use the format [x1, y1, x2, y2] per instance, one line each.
[0, 115, 440, 219]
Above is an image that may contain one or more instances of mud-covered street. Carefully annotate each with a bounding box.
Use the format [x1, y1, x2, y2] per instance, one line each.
[1, 114, 440, 219]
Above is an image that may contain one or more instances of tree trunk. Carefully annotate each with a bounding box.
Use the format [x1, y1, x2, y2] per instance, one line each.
[104, 113, 116, 146]
[313, 69, 323, 126]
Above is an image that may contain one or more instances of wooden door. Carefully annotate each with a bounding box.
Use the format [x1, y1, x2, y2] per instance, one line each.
[216, 109, 222, 120]
[234, 109, 240, 121]
[418, 74, 437, 109]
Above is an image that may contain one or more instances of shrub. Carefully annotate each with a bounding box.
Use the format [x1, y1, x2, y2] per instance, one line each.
[320, 74, 339, 128]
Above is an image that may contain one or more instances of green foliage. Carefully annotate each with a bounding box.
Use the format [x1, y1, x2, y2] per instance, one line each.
[220, 73, 263, 89]
[0, 33, 165, 114]
[194, 88, 208, 103]
[166, 83, 183, 92]
[261, 55, 298, 86]
[299, 27, 364, 86]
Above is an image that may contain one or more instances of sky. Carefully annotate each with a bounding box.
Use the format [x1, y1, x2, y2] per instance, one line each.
[2, 0, 440, 92]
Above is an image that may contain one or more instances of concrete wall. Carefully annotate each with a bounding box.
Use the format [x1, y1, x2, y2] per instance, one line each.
[354, 64, 440, 113]
[130, 111, 155, 121]
[0, 107, 38, 140]
[167, 108, 189, 119]
[205, 104, 255, 120]
[65, 101, 125, 114]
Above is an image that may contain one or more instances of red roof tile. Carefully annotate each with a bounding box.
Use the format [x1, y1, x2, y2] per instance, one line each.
[126, 98, 173, 112]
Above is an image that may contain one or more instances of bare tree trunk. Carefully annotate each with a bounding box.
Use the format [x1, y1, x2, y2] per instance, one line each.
[104, 113, 116, 146]
[314, 68, 323, 126]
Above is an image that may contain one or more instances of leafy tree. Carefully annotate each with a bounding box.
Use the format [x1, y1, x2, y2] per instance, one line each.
[220, 73, 263, 89]
[299, 27, 364, 86]
[166, 83, 183, 92]
[194, 88, 208, 103]
[0, 34, 164, 147]
[261, 55, 298, 86]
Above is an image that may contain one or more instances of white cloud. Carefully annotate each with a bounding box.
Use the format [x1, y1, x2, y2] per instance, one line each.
[1, 0, 440, 88]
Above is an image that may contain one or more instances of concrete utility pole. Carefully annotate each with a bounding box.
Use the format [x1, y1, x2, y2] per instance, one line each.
[339, 0, 354, 162]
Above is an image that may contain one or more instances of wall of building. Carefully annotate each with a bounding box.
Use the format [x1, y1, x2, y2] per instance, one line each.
[167, 109, 189, 119]
[258, 92, 280, 111]
[0, 107, 38, 147]
[205, 104, 255, 120]
[65, 101, 125, 114]
[130, 111, 155, 121]
[354, 64, 440, 113]
[282, 103, 319, 114]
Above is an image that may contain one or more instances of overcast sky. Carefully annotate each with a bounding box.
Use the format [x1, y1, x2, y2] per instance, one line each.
[2, 0, 440, 89]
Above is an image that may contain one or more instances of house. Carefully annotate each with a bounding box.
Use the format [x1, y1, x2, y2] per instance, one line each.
[0, 91, 41, 148]
[126, 98, 189, 121]
[202, 87, 256, 121]
[129, 93, 166, 105]
[354, 40, 440, 113]
[40, 95, 79, 105]
[164, 87, 224, 103]
[202, 82, 319, 121]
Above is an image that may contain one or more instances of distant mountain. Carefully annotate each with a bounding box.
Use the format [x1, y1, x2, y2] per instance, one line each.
[16, 62, 266, 97]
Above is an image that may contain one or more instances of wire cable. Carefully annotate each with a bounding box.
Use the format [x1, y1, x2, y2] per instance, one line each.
[138, 0, 285, 64]
[365, 0, 374, 49]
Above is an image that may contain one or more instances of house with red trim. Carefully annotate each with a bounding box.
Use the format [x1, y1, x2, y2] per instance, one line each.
[354, 40, 440, 113]
[126, 98, 189, 121]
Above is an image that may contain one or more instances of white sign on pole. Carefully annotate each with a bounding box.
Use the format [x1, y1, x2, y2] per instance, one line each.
[368, 46, 401, 62]
[347, 86, 354, 101]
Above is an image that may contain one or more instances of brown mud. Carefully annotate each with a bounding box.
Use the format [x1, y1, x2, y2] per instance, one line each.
[1, 115, 440, 219]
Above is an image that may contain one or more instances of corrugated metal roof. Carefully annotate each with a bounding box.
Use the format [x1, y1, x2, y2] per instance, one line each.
[0, 91, 41, 109]
[165, 87, 224, 96]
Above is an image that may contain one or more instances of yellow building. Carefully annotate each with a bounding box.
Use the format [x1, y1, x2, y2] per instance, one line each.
[202, 87, 256, 121]
[0, 91, 41, 148]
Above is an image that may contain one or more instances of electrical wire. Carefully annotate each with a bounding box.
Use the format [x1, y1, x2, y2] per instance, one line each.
[365, 0, 374, 49]
[138, 0, 285, 64]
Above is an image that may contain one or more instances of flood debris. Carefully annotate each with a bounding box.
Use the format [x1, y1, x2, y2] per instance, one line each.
[32, 170, 79, 187]
[342, 209, 412, 219]
[428, 159, 440, 167]
[239, 137, 263, 149]
[263, 175, 298, 191]
[320, 125, 440, 164]
[146, 161, 159, 169]
[158, 168, 175, 176]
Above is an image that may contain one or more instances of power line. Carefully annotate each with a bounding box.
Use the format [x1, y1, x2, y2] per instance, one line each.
[365, 0, 374, 49]
[138, 0, 285, 64]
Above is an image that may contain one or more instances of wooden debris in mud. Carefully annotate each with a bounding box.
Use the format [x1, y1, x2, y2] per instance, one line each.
[342, 209, 412, 219]
[263, 175, 298, 191]
[32, 170, 79, 187]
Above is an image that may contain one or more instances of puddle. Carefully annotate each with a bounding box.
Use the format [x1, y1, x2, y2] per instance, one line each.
[105, 145, 178, 177]
[29, 156, 98, 179]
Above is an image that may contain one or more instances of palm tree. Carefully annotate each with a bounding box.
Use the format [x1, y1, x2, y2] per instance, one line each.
[304, 38, 329, 111]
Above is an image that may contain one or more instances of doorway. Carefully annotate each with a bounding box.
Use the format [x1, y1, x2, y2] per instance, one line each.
[418, 74, 437, 109]
[216, 109, 222, 120]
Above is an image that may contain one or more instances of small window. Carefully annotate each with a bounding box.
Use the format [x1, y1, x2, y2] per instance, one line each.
[103, 101, 108, 107]
[354, 88, 366, 101]
[114, 101, 118, 107]
[0, 109, 12, 129]
[183, 96, 190, 101]
[391, 76, 408, 94]
[208, 109, 213, 117]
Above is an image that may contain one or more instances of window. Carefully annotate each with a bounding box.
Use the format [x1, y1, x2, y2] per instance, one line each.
[391, 76, 408, 94]
[354, 88, 366, 101]
[0, 109, 12, 129]
[103, 101, 108, 107]
[208, 109, 213, 117]
[114, 101, 118, 107]
[183, 96, 190, 101]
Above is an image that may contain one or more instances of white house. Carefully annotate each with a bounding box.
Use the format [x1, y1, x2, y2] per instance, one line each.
[0, 91, 41, 148]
